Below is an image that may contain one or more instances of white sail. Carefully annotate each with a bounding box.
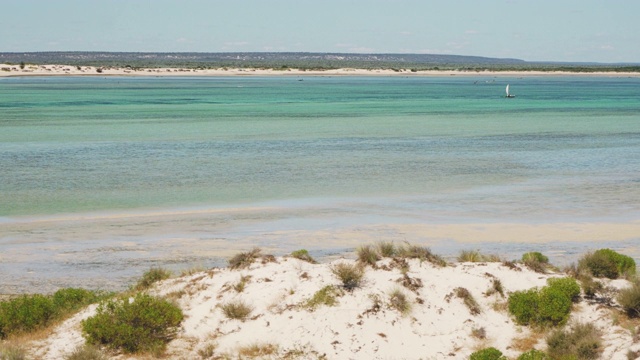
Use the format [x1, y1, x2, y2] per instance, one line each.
[506, 84, 510, 96]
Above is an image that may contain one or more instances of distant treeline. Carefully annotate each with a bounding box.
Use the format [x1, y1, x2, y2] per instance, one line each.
[1, 52, 638, 72]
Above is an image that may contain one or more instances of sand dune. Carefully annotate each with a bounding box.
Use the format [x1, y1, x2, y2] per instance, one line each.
[29, 253, 639, 359]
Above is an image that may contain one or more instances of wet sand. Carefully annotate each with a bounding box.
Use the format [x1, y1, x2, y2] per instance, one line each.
[2, 204, 639, 294]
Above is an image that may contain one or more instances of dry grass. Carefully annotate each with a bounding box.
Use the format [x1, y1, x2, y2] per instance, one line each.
[0, 343, 27, 360]
[236, 343, 279, 358]
[471, 327, 487, 340]
[510, 331, 544, 352]
[485, 278, 505, 297]
[228, 248, 263, 270]
[454, 287, 481, 315]
[65, 344, 108, 360]
[396, 244, 447, 267]
[197, 342, 217, 359]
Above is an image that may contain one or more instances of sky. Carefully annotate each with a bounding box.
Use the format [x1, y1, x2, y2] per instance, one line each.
[1, 0, 639, 63]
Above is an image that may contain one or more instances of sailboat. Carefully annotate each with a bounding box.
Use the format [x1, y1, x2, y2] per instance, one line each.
[505, 84, 515, 98]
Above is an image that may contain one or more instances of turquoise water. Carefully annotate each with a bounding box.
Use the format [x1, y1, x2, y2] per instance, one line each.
[1, 75, 640, 292]
[2, 76, 639, 220]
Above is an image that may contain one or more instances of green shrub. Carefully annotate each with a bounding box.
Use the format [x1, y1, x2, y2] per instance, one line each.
[595, 249, 636, 277]
[331, 262, 365, 290]
[0, 294, 55, 337]
[469, 347, 506, 360]
[516, 349, 549, 360]
[53, 288, 99, 313]
[546, 277, 581, 302]
[617, 282, 640, 318]
[220, 300, 253, 320]
[290, 249, 317, 264]
[508, 288, 540, 326]
[82, 293, 183, 354]
[508, 285, 572, 327]
[304, 286, 341, 310]
[356, 245, 380, 266]
[578, 249, 636, 279]
[536, 286, 572, 326]
[546, 322, 602, 360]
[135, 267, 172, 290]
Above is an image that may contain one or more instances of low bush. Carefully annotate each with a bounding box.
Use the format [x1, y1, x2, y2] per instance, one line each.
[508, 288, 539, 325]
[546, 277, 581, 302]
[0, 288, 103, 339]
[469, 347, 506, 360]
[546, 322, 602, 360]
[0, 294, 55, 337]
[331, 262, 365, 290]
[82, 293, 184, 354]
[508, 284, 572, 327]
[578, 249, 636, 279]
[135, 267, 172, 290]
[220, 300, 253, 320]
[617, 282, 640, 318]
[53, 288, 100, 313]
[290, 249, 317, 264]
[516, 349, 549, 360]
[536, 286, 572, 327]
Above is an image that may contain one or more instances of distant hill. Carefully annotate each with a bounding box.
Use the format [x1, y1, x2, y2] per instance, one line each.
[0, 51, 524, 69]
[1, 52, 638, 72]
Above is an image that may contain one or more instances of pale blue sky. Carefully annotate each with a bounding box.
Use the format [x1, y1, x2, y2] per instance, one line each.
[1, 0, 638, 63]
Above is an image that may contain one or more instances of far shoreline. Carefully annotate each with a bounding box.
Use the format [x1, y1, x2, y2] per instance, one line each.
[3, 63, 640, 78]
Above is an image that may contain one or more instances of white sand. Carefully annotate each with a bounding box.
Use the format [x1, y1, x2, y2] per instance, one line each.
[29, 254, 639, 359]
[2, 63, 640, 78]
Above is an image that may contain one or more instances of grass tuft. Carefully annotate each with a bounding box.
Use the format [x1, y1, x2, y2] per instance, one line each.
[221, 300, 253, 320]
[454, 287, 481, 315]
[228, 248, 263, 270]
[388, 288, 412, 315]
[617, 281, 640, 318]
[458, 250, 501, 263]
[65, 344, 108, 360]
[356, 245, 380, 267]
[397, 244, 447, 267]
[0, 344, 27, 360]
[331, 262, 365, 290]
[376, 241, 397, 258]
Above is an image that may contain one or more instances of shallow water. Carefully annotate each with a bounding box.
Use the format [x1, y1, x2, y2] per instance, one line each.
[1, 76, 639, 292]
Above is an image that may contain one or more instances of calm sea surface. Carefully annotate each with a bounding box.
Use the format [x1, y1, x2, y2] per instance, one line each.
[1, 75, 639, 292]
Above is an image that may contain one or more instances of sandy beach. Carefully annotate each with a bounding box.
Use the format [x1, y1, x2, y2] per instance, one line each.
[2, 63, 640, 78]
